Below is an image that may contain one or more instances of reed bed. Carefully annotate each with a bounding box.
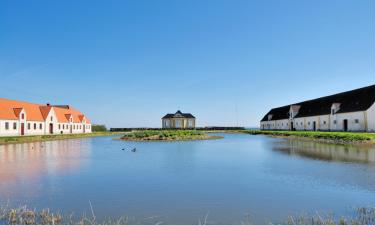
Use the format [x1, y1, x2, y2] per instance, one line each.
[1, 206, 375, 225]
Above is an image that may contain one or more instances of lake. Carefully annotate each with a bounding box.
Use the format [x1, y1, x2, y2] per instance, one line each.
[1, 133, 375, 224]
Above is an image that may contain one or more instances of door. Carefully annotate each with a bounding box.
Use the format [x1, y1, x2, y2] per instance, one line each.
[313, 121, 316, 131]
[290, 122, 294, 131]
[83, 125, 86, 133]
[70, 125, 73, 134]
[21, 123, 25, 135]
[343, 119, 348, 131]
[49, 123, 53, 134]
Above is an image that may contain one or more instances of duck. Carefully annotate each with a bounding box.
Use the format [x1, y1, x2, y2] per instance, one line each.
[131, 148, 136, 152]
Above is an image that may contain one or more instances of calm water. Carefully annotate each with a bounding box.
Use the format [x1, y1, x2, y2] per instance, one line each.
[1, 133, 375, 224]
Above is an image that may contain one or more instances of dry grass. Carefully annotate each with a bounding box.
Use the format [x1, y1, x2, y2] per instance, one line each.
[1, 206, 375, 225]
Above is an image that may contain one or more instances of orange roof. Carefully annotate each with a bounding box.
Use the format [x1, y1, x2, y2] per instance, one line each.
[0, 98, 91, 124]
[51, 105, 90, 124]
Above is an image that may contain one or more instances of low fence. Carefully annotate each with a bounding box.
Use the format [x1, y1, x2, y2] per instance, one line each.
[110, 127, 246, 132]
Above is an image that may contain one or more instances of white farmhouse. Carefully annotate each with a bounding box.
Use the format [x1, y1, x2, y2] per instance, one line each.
[260, 85, 375, 132]
[0, 98, 92, 137]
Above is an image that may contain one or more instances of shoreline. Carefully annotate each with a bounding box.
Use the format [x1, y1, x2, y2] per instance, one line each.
[0, 132, 128, 145]
[240, 130, 375, 145]
[120, 135, 223, 142]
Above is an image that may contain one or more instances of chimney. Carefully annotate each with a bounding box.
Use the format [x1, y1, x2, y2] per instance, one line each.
[46, 103, 50, 106]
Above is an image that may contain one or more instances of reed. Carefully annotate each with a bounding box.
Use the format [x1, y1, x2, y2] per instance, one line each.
[1, 206, 375, 225]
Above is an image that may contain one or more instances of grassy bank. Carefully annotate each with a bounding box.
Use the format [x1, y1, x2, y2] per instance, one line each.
[0, 132, 126, 145]
[242, 130, 375, 143]
[121, 130, 222, 141]
[1, 205, 375, 225]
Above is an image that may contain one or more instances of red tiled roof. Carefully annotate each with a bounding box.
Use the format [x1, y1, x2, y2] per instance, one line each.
[0, 98, 91, 124]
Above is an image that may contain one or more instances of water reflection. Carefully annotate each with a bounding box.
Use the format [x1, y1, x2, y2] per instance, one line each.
[0, 139, 92, 196]
[272, 138, 375, 163]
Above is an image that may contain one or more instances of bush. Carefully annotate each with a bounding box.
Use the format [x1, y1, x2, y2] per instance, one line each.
[92, 124, 107, 132]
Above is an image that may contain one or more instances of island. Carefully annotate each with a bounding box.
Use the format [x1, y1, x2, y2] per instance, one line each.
[120, 130, 223, 141]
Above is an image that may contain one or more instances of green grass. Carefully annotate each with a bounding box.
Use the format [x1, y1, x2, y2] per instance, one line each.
[122, 130, 221, 141]
[0, 132, 125, 145]
[242, 130, 375, 143]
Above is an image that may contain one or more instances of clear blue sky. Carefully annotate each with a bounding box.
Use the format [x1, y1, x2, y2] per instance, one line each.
[1, 0, 375, 128]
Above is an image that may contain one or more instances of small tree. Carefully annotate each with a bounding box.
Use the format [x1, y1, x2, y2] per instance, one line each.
[91, 124, 107, 132]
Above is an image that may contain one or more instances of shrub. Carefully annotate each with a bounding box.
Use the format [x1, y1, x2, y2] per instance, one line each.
[92, 124, 107, 132]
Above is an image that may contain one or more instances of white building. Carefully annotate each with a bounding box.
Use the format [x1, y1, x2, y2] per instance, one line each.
[0, 98, 92, 137]
[260, 85, 375, 132]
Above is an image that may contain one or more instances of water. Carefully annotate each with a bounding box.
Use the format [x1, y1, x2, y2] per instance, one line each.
[1, 133, 375, 224]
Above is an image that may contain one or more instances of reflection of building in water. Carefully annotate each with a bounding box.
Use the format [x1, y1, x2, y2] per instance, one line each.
[0, 139, 92, 195]
[273, 139, 375, 163]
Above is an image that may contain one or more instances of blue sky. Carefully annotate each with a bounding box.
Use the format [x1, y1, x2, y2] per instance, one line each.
[1, 0, 375, 128]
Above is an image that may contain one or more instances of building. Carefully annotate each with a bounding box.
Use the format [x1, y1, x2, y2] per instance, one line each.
[260, 85, 375, 132]
[162, 110, 196, 129]
[0, 98, 92, 137]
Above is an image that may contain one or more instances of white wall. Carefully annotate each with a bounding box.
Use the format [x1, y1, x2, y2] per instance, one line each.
[330, 111, 366, 132]
[260, 111, 368, 132]
[0, 120, 20, 136]
[367, 103, 375, 132]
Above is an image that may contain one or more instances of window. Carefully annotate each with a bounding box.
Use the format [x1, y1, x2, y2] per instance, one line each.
[40, 124, 42, 130]
[331, 109, 335, 115]
[308, 122, 310, 125]
[355, 119, 359, 124]
[13, 122, 17, 130]
[51, 116, 53, 121]
[58, 124, 61, 130]
[21, 113, 24, 119]
[323, 121, 326, 125]
[28, 123, 31, 130]
[333, 120, 337, 124]
[5, 122, 9, 130]
[34, 123, 36, 130]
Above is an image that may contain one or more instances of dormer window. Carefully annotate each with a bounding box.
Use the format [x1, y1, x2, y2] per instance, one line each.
[268, 114, 273, 121]
[289, 105, 301, 119]
[51, 116, 53, 121]
[21, 113, 24, 119]
[331, 103, 341, 115]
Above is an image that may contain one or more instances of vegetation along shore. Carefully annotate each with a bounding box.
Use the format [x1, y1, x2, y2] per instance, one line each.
[121, 130, 222, 141]
[243, 130, 375, 144]
[0, 132, 126, 145]
[1, 205, 375, 225]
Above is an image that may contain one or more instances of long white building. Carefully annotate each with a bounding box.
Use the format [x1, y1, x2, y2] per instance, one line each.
[0, 98, 92, 137]
[260, 85, 375, 132]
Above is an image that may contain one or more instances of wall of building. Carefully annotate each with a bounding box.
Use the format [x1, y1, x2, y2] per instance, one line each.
[330, 111, 366, 132]
[260, 111, 368, 132]
[366, 103, 375, 132]
[25, 121, 45, 135]
[0, 120, 20, 136]
[162, 118, 196, 129]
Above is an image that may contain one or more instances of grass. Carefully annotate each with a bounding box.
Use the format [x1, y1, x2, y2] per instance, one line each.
[121, 130, 222, 141]
[0, 132, 126, 145]
[1, 205, 375, 225]
[241, 130, 375, 143]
